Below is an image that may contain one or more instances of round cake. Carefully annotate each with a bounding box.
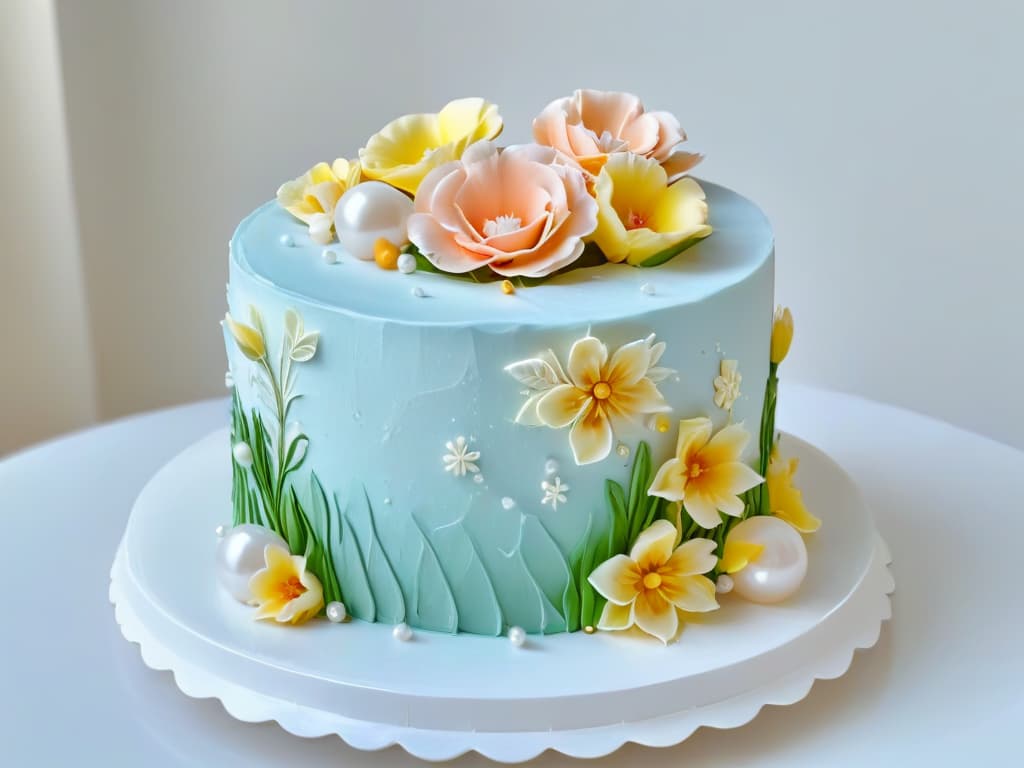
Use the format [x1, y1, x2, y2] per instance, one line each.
[221, 92, 815, 643]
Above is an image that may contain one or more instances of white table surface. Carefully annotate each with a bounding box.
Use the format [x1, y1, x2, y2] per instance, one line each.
[1, 382, 1021, 766]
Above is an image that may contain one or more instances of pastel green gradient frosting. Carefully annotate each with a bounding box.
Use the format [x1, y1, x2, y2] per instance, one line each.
[226, 181, 774, 635]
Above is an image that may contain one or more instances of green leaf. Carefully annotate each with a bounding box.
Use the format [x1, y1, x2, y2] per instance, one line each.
[605, 480, 628, 556]
[635, 234, 706, 268]
[625, 442, 652, 544]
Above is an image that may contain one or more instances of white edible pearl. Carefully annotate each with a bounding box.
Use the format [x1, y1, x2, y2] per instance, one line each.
[215, 524, 289, 603]
[397, 252, 417, 274]
[508, 626, 527, 647]
[412, 286, 426, 298]
[326, 601, 347, 623]
[322, 248, 338, 265]
[727, 517, 808, 604]
[279, 233, 294, 247]
[640, 282, 656, 295]
[545, 459, 559, 476]
[232, 442, 253, 467]
[393, 622, 413, 642]
[715, 574, 734, 594]
[334, 181, 413, 260]
[501, 497, 516, 510]
[224, 370, 234, 388]
[214, 524, 226, 538]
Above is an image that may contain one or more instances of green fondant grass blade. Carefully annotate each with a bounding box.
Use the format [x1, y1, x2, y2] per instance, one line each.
[605, 479, 628, 556]
[635, 234, 705, 268]
[625, 442, 652, 545]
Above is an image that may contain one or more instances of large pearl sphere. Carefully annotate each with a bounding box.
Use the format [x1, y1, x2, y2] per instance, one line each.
[334, 181, 413, 260]
[215, 524, 288, 603]
[728, 516, 808, 604]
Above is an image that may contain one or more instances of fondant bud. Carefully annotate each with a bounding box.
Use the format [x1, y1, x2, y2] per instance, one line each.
[770, 306, 793, 365]
[225, 312, 266, 361]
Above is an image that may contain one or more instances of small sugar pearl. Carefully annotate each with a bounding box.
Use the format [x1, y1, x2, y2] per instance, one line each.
[232, 442, 253, 467]
[544, 458, 559, 476]
[640, 282, 656, 295]
[716, 574, 734, 594]
[508, 626, 527, 647]
[473, 474, 485, 485]
[501, 497, 516, 510]
[279, 233, 295, 247]
[224, 370, 234, 388]
[583, 625, 596, 635]
[393, 622, 413, 642]
[322, 249, 338, 264]
[214, 524, 226, 538]
[616, 443, 630, 458]
[326, 601, 347, 623]
[412, 286, 426, 298]
[397, 252, 416, 274]
[383, 497, 392, 505]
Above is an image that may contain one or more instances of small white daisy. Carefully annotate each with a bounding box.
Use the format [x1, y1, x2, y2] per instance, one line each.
[443, 436, 480, 476]
[541, 477, 570, 510]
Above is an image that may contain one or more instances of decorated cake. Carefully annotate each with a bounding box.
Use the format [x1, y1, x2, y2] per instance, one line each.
[219, 90, 819, 645]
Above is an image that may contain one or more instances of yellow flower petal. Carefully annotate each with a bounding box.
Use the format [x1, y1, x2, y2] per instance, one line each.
[721, 539, 765, 574]
[768, 454, 821, 533]
[225, 312, 265, 361]
[588, 554, 641, 606]
[648, 176, 710, 234]
[536, 384, 590, 428]
[628, 519, 677, 570]
[361, 98, 503, 195]
[568, 402, 614, 465]
[771, 306, 794, 364]
[697, 421, 750, 467]
[565, 335, 608, 390]
[648, 457, 686, 502]
[248, 544, 323, 626]
[682, 491, 722, 529]
[597, 600, 635, 631]
[660, 572, 718, 613]
[665, 537, 718, 576]
[633, 588, 678, 644]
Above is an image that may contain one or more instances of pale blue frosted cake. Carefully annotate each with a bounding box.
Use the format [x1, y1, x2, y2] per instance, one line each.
[219, 92, 817, 645]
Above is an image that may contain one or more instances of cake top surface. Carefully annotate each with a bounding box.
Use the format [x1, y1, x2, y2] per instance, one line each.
[231, 180, 772, 327]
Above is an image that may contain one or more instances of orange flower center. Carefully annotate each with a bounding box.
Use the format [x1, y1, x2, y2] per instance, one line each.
[688, 462, 705, 479]
[592, 381, 612, 400]
[626, 210, 648, 230]
[642, 572, 663, 590]
[277, 575, 306, 602]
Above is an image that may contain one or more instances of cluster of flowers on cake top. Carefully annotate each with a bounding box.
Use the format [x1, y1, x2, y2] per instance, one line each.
[277, 90, 712, 279]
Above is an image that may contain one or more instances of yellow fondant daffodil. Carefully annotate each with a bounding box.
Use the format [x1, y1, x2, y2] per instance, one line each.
[276, 159, 361, 227]
[588, 519, 718, 644]
[248, 544, 323, 625]
[224, 311, 265, 361]
[767, 450, 821, 533]
[359, 97, 503, 195]
[771, 305, 794, 364]
[533, 334, 671, 465]
[648, 418, 764, 529]
[590, 153, 711, 266]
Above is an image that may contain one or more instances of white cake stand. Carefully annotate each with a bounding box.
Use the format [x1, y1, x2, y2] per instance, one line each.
[110, 430, 893, 763]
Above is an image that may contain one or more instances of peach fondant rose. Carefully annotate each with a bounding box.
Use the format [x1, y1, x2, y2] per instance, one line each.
[407, 142, 598, 278]
[532, 89, 701, 180]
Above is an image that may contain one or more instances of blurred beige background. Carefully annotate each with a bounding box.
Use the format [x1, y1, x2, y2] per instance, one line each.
[2, 0, 1022, 456]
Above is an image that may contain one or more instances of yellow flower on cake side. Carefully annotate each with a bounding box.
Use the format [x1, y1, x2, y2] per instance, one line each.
[224, 310, 265, 361]
[527, 334, 672, 465]
[588, 519, 718, 644]
[648, 418, 763, 529]
[359, 97, 503, 195]
[770, 305, 794, 364]
[248, 544, 324, 625]
[766, 450, 821, 533]
[277, 159, 361, 243]
[590, 153, 711, 266]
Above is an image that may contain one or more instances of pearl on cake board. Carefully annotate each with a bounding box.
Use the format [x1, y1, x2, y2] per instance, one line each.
[326, 601, 347, 623]
[393, 623, 414, 642]
[508, 626, 527, 647]
[214, 524, 289, 603]
[727, 516, 808, 604]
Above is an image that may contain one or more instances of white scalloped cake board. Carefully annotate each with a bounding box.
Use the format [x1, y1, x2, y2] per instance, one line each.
[109, 429, 893, 763]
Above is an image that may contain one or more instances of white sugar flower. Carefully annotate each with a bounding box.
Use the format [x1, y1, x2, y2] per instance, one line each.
[713, 359, 741, 411]
[443, 436, 480, 476]
[541, 476, 570, 509]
